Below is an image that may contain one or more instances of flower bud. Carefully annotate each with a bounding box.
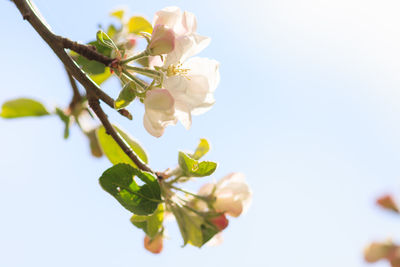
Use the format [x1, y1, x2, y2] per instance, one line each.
[144, 234, 163, 254]
[148, 24, 175, 56]
[377, 194, 400, 213]
[209, 214, 229, 231]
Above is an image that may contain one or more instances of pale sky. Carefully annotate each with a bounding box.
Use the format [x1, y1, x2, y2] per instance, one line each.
[1, 1, 400, 267]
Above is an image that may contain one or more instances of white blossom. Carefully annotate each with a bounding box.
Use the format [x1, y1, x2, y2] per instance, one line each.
[198, 173, 252, 218]
[145, 6, 219, 134]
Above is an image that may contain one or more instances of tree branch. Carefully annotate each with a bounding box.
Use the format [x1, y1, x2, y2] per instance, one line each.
[12, 0, 153, 174]
[87, 93, 153, 173]
[12, 0, 132, 120]
[60, 37, 114, 66]
[65, 68, 82, 112]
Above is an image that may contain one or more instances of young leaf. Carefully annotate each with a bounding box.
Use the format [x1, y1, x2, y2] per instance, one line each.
[131, 204, 164, 238]
[1, 98, 50, 119]
[55, 108, 70, 139]
[110, 9, 125, 20]
[170, 205, 218, 247]
[178, 152, 217, 177]
[96, 30, 118, 50]
[191, 138, 210, 160]
[86, 129, 103, 158]
[99, 163, 161, 215]
[97, 125, 148, 166]
[115, 82, 136, 109]
[128, 16, 153, 34]
[90, 68, 112, 86]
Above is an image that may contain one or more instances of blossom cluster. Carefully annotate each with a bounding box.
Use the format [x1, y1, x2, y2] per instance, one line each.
[142, 7, 220, 137]
[105, 6, 219, 137]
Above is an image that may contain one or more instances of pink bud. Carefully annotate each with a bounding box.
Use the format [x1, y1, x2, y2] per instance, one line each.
[144, 234, 163, 254]
[148, 24, 175, 56]
[210, 214, 229, 231]
[377, 194, 400, 213]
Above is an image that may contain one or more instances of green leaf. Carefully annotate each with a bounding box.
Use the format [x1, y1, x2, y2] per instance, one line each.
[115, 82, 136, 109]
[110, 9, 125, 20]
[1, 98, 50, 119]
[107, 25, 118, 39]
[55, 108, 70, 139]
[97, 125, 148, 167]
[71, 41, 112, 76]
[170, 205, 218, 247]
[90, 67, 112, 86]
[191, 138, 210, 160]
[99, 163, 161, 215]
[178, 152, 217, 177]
[96, 30, 118, 50]
[128, 16, 153, 34]
[131, 204, 164, 238]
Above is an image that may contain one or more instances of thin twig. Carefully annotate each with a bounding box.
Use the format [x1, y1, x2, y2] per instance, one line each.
[65, 67, 82, 111]
[60, 37, 114, 66]
[12, 0, 153, 174]
[12, 0, 132, 120]
[87, 93, 153, 173]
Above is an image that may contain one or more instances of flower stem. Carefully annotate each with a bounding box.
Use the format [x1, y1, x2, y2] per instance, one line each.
[125, 65, 162, 79]
[122, 70, 148, 91]
[170, 185, 209, 202]
[120, 50, 149, 64]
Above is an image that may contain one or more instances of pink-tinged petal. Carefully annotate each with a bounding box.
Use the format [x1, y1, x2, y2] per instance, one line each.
[208, 173, 252, 218]
[148, 25, 175, 56]
[214, 197, 244, 218]
[143, 89, 177, 137]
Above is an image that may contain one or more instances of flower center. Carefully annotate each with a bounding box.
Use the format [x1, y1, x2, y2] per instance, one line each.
[166, 63, 190, 77]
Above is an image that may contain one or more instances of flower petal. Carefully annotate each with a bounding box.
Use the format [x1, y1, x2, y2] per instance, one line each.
[143, 89, 177, 137]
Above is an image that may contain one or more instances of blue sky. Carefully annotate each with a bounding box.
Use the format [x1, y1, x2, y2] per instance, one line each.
[1, 0, 400, 266]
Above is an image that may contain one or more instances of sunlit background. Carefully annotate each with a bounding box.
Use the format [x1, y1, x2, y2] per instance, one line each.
[1, 0, 400, 266]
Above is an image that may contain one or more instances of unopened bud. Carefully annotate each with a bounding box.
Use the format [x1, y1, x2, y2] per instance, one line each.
[147, 24, 175, 56]
[144, 234, 163, 254]
[210, 214, 229, 231]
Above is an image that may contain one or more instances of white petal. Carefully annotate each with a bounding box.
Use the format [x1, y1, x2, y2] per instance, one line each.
[182, 11, 197, 33]
[143, 89, 177, 137]
[214, 173, 252, 217]
[174, 101, 192, 129]
[198, 183, 215, 196]
[206, 233, 224, 247]
[153, 6, 182, 31]
[164, 34, 211, 66]
[164, 74, 210, 112]
[143, 114, 165, 138]
[214, 197, 244, 218]
[184, 57, 220, 92]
